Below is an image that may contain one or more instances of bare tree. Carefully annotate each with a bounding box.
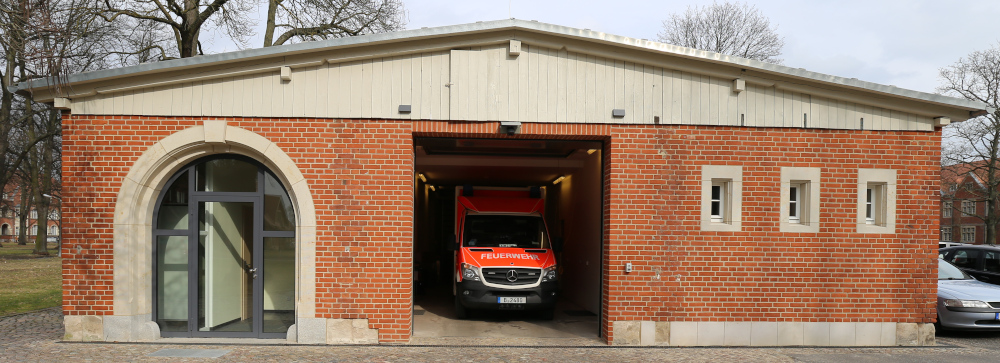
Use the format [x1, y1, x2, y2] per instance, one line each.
[263, 0, 406, 47]
[2, 0, 121, 254]
[96, 14, 180, 65]
[657, 1, 784, 64]
[939, 43, 1000, 245]
[96, 0, 257, 58]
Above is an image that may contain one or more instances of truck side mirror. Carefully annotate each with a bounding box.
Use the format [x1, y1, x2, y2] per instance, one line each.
[448, 235, 458, 251]
[552, 237, 563, 253]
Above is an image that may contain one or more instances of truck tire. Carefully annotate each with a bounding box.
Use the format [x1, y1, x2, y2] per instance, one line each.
[454, 295, 468, 319]
[539, 308, 555, 320]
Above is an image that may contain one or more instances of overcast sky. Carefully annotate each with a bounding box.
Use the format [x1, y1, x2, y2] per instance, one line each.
[217, 0, 1000, 95]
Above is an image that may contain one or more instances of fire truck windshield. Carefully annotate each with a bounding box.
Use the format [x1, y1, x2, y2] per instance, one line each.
[462, 215, 548, 248]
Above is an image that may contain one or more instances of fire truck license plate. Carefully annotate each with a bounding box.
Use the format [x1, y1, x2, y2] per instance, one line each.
[498, 297, 526, 304]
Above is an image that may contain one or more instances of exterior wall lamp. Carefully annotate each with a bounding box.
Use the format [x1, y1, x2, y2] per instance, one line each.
[499, 121, 521, 135]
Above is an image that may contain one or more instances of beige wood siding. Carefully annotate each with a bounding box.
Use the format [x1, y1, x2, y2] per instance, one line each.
[68, 44, 933, 131]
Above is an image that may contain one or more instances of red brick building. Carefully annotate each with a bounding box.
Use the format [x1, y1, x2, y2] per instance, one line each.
[941, 161, 999, 245]
[0, 182, 60, 244]
[15, 20, 988, 346]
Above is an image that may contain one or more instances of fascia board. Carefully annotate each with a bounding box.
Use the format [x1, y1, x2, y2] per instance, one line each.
[14, 19, 988, 117]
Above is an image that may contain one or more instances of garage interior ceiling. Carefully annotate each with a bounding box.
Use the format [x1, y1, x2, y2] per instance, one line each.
[414, 138, 603, 186]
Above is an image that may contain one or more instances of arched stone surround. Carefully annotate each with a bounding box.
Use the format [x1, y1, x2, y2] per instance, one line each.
[67, 120, 318, 341]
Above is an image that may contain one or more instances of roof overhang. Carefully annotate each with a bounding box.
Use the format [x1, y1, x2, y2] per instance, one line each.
[14, 19, 990, 121]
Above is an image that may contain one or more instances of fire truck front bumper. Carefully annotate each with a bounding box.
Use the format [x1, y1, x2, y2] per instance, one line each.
[456, 280, 558, 311]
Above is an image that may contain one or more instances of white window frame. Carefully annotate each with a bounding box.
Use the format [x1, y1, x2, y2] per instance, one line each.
[780, 167, 821, 233]
[865, 183, 886, 225]
[941, 227, 952, 242]
[701, 165, 742, 232]
[857, 169, 896, 234]
[789, 185, 801, 224]
[961, 200, 976, 215]
[710, 182, 726, 223]
[961, 226, 976, 243]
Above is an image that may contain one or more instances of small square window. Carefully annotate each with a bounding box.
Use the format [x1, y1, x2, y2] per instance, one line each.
[711, 182, 726, 223]
[701, 165, 742, 232]
[865, 183, 886, 225]
[857, 169, 896, 234]
[941, 227, 952, 242]
[789, 184, 801, 224]
[780, 168, 820, 233]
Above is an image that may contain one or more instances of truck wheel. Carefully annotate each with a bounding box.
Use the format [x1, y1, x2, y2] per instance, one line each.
[454, 295, 468, 319]
[539, 308, 555, 320]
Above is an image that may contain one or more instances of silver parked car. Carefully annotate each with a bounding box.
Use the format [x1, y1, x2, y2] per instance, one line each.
[938, 259, 1000, 330]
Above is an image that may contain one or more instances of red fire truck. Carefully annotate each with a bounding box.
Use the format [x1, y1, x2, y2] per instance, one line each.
[450, 186, 560, 319]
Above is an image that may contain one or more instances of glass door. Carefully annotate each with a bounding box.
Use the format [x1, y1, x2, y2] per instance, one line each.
[153, 156, 296, 339]
[197, 200, 256, 334]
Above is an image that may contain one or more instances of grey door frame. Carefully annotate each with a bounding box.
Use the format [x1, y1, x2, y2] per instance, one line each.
[152, 156, 294, 339]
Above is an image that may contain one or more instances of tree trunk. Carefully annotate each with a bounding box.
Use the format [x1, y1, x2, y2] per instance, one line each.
[32, 121, 55, 255]
[988, 121, 1000, 245]
[263, 0, 281, 47]
[177, 0, 200, 58]
[0, 0, 27, 192]
[17, 186, 29, 245]
[32, 199, 49, 255]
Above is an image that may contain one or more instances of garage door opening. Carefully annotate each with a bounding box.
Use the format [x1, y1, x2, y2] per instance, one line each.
[412, 137, 605, 343]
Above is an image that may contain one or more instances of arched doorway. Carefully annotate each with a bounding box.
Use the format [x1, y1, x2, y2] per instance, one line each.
[152, 155, 296, 338]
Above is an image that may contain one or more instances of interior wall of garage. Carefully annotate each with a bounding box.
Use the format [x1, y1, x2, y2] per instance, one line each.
[556, 149, 604, 314]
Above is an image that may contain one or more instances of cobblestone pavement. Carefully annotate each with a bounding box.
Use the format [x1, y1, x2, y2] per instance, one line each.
[4, 309, 1000, 362]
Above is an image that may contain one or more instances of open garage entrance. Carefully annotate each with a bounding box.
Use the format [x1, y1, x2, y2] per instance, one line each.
[411, 136, 605, 344]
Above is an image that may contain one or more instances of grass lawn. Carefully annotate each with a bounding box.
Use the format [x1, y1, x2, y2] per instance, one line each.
[0, 242, 61, 317]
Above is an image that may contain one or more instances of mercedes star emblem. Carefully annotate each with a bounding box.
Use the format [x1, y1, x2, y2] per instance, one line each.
[506, 270, 519, 282]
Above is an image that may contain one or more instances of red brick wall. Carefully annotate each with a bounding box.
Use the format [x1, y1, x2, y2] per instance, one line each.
[602, 125, 940, 342]
[312, 120, 412, 341]
[61, 115, 414, 341]
[62, 114, 161, 316]
[62, 115, 939, 344]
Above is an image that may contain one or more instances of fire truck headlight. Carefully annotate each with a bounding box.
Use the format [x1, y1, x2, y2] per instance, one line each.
[461, 263, 480, 281]
[542, 265, 557, 282]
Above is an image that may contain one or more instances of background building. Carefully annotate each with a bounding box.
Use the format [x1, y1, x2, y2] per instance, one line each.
[0, 183, 60, 245]
[941, 161, 998, 245]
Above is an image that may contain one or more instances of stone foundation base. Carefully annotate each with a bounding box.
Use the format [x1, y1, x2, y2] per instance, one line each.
[295, 317, 380, 344]
[611, 321, 934, 346]
[64, 315, 380, 344]
[64, 315, 105, 341]
[64, 315, 160, 342]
